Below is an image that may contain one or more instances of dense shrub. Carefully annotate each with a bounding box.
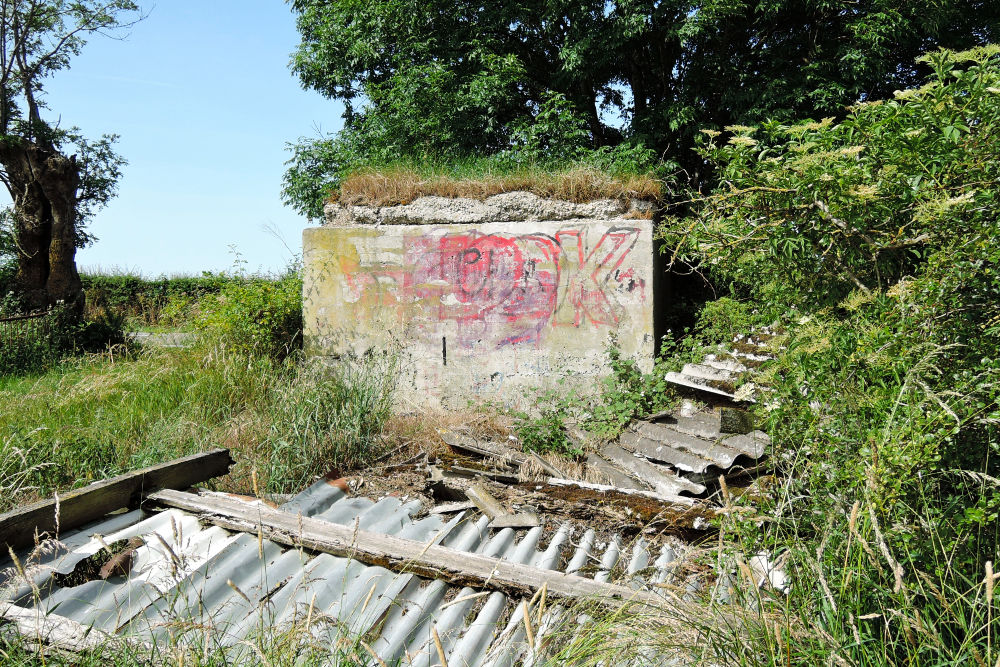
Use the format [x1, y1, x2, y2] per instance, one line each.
[193, 272, 303, 359]
[666, 46, 1000, 663]
[82, 272, 233, 324]
[0, 305, 90, 377]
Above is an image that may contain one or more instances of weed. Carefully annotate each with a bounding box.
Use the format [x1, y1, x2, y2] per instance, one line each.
[514, 337, 704, 455]
[513, 390, 583, 458]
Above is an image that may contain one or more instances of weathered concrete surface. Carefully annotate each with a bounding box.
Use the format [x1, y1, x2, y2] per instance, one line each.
[305, 196, 655, 409]
[325, 191, 655, 226]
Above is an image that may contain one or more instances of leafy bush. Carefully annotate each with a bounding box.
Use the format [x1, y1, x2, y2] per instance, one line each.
[194, 272, 303, 359]
[664, 45, 1000, 663]
[513, 391, 583, 458]
[284, 95, 667, 220]
[0, 305, 82, 377]
[693, 297, 772, 347]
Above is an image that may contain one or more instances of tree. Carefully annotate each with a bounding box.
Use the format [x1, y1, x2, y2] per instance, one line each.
[0, 0, 141, 313]
[284, 0, 1000, 215]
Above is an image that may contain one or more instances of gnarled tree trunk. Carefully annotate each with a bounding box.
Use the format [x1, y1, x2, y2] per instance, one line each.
[0, 140, 84, 315]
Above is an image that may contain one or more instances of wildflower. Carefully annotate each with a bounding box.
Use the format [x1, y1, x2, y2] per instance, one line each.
[724, 124, 757, 135]
[700, 129, 721, 138]
[801, 117, 835, 132]
[839, 145, 865, 156]
[850, 184, 879, 199]
[728, 136, 758, 148]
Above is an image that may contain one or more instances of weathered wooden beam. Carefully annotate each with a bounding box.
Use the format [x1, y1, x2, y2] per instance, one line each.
[0, 449, 234, 554]
[465, 481, 507, 520]
[149, 488, 674, 611]
[437, 429, 526, 465]
[527, 452, 565, 478]
[0, 602, 156, 658]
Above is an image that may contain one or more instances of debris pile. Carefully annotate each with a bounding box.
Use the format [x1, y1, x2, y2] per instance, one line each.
[0, 332, 782, 663]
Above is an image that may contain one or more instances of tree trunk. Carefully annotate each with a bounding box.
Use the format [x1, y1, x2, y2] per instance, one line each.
[0, 140, 84, 315]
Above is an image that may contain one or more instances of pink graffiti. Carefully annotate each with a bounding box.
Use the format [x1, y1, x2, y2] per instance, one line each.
[343, 227, 644, 348]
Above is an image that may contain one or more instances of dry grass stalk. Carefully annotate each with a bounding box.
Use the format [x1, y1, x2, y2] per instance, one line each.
[432, 626, 449, 667]
[335, 167, 663, 207]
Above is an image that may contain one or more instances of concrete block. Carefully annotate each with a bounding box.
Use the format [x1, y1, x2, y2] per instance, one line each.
[303, 202, 655, 409]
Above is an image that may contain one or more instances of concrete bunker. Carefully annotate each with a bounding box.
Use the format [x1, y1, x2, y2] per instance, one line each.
[303, 191, 660, 409]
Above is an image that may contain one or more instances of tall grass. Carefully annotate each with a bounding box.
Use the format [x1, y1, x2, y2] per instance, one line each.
[0, 342, 397, 507]
[527, 467, 1000, 666]
[682, 477, 1000, 666]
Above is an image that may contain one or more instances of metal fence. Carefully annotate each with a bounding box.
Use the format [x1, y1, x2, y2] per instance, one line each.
[0, 310, 57, 374]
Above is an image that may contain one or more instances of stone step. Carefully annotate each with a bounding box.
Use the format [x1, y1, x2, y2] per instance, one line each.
[710, 350, 770, 369]
[702, 356, 748, 374]
[633, 422, 747, 472]
[729, 349, 774, 363]
[601, 443, 706, 496]
[718, 430, 770, 459]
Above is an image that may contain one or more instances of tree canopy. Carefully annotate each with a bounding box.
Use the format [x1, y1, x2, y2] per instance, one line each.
[283, 0, 1000, 217]
[0, 0, 140, 312]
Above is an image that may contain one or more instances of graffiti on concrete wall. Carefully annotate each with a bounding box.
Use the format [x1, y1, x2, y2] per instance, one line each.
[337, 226, 646, 348]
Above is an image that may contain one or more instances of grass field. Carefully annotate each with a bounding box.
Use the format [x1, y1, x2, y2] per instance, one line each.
[0, 341, 396, 511]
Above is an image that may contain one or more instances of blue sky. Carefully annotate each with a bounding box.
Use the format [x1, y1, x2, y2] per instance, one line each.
[36, 1, 344, 276]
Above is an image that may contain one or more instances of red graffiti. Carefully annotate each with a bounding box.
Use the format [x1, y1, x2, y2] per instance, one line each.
[341, 227, 644, 348]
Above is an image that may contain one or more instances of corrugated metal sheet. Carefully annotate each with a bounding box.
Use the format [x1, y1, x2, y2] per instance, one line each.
[586, 331, 777, 495]
[1, 480, 695, 665]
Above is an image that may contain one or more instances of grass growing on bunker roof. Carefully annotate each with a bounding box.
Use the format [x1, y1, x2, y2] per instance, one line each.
[333, 164, 664, 207]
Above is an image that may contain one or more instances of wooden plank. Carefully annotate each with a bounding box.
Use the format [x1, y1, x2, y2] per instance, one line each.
[465, 481, 507, 520]
[0, 602, 155, 657]
[149, 488, 676, 612]
[428, 501, 476, 515]
[489, 512, 540, 529]
[450, 465, 520, 484]
[528, 451, 565, 478]
[437, 429, 526, 465]
[0, 449, 234, 554]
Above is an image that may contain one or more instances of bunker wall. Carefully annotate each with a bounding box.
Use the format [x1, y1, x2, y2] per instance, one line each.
[303, 198, 656, 409]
